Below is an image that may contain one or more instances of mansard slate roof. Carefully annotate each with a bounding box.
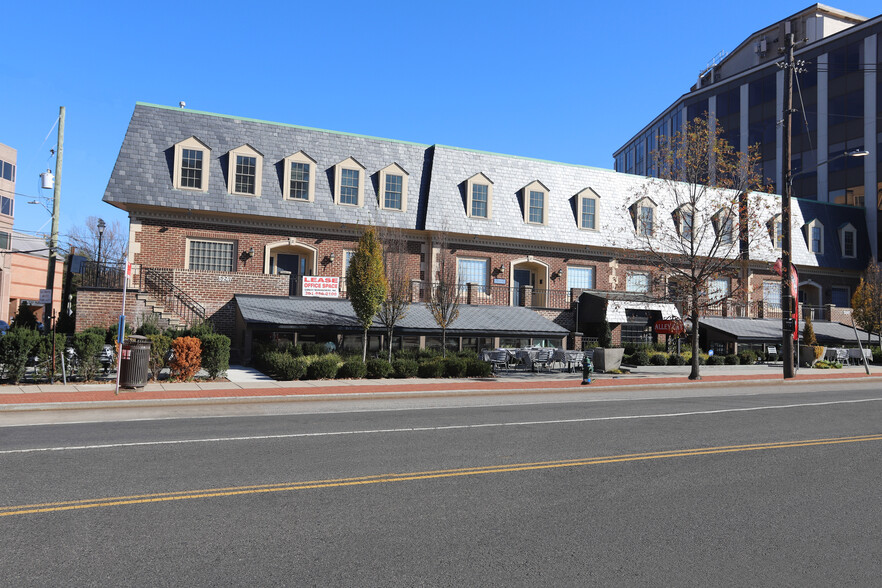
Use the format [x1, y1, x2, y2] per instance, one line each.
[235, 295, 569, 336]
[794, 199, 871, 270]
[105, 103, 868, 269]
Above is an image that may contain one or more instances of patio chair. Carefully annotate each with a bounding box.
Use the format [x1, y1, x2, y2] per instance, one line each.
[488, 350, 510, 373]
[835, 348, 850, 366]
[533, 349, 554, 372]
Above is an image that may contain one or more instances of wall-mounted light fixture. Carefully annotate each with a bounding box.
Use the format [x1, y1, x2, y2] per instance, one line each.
[497, 263, 505, 273]
[329, 253, 336, 263]
[551, 268, 562, 280]
[241, 247, 255, 264]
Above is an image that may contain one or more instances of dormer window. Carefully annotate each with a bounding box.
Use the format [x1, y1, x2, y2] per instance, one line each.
[228, 144, 263, 196]
[712, 210, 735, 245]
[768, 215, 783, 249]
[673, 205, 694, 241]
[630, 198, 656, 237]
[173, 136, 211, 192]
[839, 223, 857, 258]
[576, 187, 599, 230]
[379, 163, 409, 212]
[283, 151, 316, 202]
[522, 180, 549, 225]
[334, 157, 366, 207]
[465, 173, 493, 219]
[803, 219, 824, 254]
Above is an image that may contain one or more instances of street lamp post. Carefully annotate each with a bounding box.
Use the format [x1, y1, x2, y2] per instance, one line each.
[96, 218, 106, 287]
[782, 148, 867, 378]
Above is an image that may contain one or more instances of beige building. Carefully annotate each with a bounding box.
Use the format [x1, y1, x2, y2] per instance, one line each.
[0, 143, 17, 322]
[8, 231, 64, 324]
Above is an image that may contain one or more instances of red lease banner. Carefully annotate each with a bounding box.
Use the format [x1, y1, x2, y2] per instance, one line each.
[302, 276, 340, 298]
[654, 319, 685, 335]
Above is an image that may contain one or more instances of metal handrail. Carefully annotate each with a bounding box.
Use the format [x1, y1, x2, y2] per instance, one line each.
[139, 268, 206, 325]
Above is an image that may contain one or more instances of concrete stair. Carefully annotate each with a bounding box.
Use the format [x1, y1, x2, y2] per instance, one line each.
[135, 292, 185, 329]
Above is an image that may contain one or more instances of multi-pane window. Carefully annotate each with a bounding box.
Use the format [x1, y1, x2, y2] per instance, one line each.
[384, 174, 403, 210]
[471, 184, 488, 218]
[843, 229, 856, 257]
[457, 258, 489, 293]
[581, 198, 596, 229]
[763, 280, 781, 307]
[567, 267, 595, 291]
[234, 155, 257, 194]
[811, 226, 822, 253]
[528, 191, 544, 224]
[638, 206, 653, 236]
[708, 278, 729, 302]
[189, 240, 234, 272]
[181, 149, 203, 189]
[0, 195, 13, 217]
[626, 272, 650, 293]
[0, 231, 10, 250]
[289, 162, 310, 200]
[340, 169, 359, 205]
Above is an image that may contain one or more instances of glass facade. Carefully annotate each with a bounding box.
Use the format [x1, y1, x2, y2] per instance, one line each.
[748, 73, 777, 192]
[827, 40, 864, 207]
[792, 66, 818, 199]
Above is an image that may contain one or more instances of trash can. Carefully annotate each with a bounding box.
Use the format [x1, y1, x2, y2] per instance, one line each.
[119, 335, 151, 388]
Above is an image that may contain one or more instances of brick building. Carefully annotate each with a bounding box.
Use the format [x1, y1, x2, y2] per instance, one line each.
[92, 103, 871, 361]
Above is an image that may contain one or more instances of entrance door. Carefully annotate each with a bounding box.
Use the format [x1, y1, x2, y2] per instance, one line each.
[513, 268, 532, 306]
[278, 254, 305, 295]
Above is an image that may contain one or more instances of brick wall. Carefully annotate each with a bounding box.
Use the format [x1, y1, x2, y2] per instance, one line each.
[76, 289, 152, 332]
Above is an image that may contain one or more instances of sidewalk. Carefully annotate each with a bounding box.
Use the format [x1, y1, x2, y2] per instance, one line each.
[0, 364, 878, 409]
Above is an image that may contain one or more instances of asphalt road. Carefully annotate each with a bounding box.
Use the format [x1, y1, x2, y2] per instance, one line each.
[1, 381, 881, 586]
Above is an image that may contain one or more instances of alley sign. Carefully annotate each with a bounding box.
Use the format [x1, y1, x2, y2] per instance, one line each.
[302, 276, 340, 298]
[654, 319, 685, 335]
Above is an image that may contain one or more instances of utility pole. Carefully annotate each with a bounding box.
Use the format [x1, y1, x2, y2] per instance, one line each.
[780, 34, 796, 379]
[45, 106, 64, 324]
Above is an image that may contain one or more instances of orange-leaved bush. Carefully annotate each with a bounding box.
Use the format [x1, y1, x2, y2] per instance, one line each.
[170, 336, 202, 381]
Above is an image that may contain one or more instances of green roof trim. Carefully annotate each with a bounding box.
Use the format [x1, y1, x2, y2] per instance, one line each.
[134, 102, 432, 148]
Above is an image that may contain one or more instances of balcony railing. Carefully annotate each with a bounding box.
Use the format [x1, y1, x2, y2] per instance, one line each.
[80, 261, 128, 289]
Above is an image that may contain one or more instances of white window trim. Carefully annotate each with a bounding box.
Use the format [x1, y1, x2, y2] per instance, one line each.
[456, 256, 490, 294]
[227, 144, 263, 197]
[712, 209, 735, 245]
[804, 218, 825, 255]
[334, 157, 366, 207]
[625, 271, 651, 293]
[283, 150, 317, 202]
[465, 172, 493, 219]
[630, 197, 656, 237]
[768, 214, 783, 250]
[173, 136, 211, 192]
[378, 162, 409, 212]
[839, 223, 857, 258]
[185, 237, 237, 272]
[707, 277, 730, 303]
[673, 204, 695, 241]
[566, 265, 596, 291]
[522, 180, 549, 226]
[576, 187, 599, 231]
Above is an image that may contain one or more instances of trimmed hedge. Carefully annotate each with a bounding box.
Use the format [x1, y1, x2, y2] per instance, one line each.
[266, 352, 308, 380]
[365, 358, 393, 379]
[199, 333, 231, 379]
[306, 355, 340, 379]
[667, 353, 686, 366]
[737, 350, 758, 365]
[724, 354, 740, 365]
[338, 359, 368, 379]
[417, 361, 444, 378]
[707, 354, 725, 365]
[392, 358, 419, 378]
[442, 357, 468, 378]
[631, 350, 651, 366]
[466, 359, 493, 377]
[650, 353, 667, 366]
[0, 328, 42, 384]
[72, 330, 106, 381]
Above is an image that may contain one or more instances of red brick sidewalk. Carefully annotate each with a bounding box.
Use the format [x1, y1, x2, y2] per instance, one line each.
[1, 371, 877, 406]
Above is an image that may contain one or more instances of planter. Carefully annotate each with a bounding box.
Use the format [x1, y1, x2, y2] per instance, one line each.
[798, 345, 826, 367]
[593, 348, 624, 372]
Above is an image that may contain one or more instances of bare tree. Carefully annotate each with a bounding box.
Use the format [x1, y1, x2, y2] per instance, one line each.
[852, 258, 882, 346]
[377, 228, 411, 361]
[63, 216, 127, 264]
[625, 115, 770, 379]
[427, 232, 459, 358]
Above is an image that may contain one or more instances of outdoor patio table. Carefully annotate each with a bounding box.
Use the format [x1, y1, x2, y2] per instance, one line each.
[552, 349, 584, 372]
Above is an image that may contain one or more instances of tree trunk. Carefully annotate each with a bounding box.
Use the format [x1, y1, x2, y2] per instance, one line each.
[442, 328, 447, 358]
[387, 327, 393, 362]
[362, 328, 368, 362]
[689, 291, 701, 380]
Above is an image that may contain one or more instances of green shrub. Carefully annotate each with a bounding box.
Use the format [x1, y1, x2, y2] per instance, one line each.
[337, 359, 367, 379]
[417, 360, 444, 378]
[188, 319, 216, 339]
[0, 328, 42, 383]
[871, 346, 881, 364]
[707, 354, 724, 365]
[631, 350, 650, 366]
[724, 354, 740, 365]
[107, 323, 134, 345]
[456, 350, 479, 361]
[466, 359, 493, 377]
[667, 353, 686, 366]
[301, 342, 327, 357]
[393, 349, 420, 361]
[33, 334, 66, 381]
[650, 353, 668, 366]
[71, 330, 106, 381]
[442, 357, 468, 378]
[365, 358, 393, 379]
[624, 343, 637, 355]
[267, 353, 308, 380]
[146, 334, 172, 380]
[652, 342, 667, 353]
[418, 348, 442, 361]
[199, 333, 231, 379]
[737, 349, 757, 365]
[136, 314, 162, 336]
[392, 358, 419, 378]
[306, 355, 340, 379]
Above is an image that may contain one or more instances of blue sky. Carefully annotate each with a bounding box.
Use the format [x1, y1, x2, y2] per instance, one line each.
[3, 0, 879, 246]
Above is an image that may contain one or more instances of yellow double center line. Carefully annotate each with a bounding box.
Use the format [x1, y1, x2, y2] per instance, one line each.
[3, 433, 880, 518]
